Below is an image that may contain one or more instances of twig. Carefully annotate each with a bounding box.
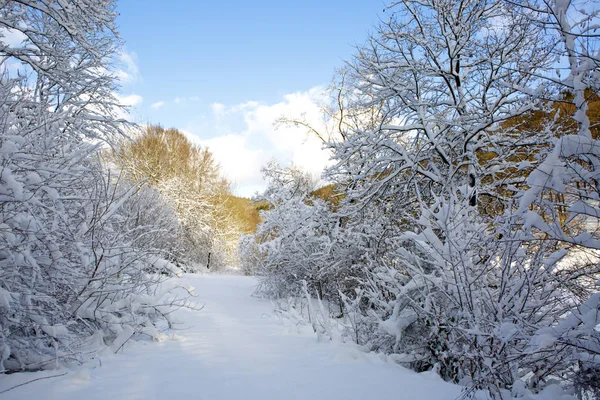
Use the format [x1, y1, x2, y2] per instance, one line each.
[0, 372, 68, 395]
[114, 333, 134, 354]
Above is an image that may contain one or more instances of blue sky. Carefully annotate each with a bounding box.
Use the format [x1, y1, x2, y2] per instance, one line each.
[115, 1, 385, 196]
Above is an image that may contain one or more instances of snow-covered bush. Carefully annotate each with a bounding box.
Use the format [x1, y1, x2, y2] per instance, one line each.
[0, 1, 187, 373]
[242, 1, 600, 398]
[330, 0, 600, 396]
[242, 163, 333, 297]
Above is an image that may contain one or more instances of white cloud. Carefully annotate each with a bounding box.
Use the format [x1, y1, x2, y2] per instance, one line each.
[173, 96, 201, 106]
[0, 27, 27, 47]
[118, 93, 143, 107]
[115, 50, 140, 84]
[186, 86, 333, 197]
[114, 93, 143, 121]
[0, 28, 33, 79]
[211, 102, 225, 118]
[196, 133, 269, 195]
[151, 101, 165, 110]
[230, 100, 260, 113]
[146, 97, 201, 110]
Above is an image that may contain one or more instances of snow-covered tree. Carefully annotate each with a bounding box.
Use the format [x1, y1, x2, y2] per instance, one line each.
[244, 0, 600, 397]
[241, 163, 326, 291]
[112, 125, 243, 270]
[0, 1, 186, 372]
[324, 0, 600, 396]
[506, 0, 600, 395]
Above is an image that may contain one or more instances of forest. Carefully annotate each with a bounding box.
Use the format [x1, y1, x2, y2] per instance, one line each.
[0, 1, 599, 400]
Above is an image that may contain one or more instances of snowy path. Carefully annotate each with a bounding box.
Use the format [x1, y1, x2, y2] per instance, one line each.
[1, 274, 462, 400]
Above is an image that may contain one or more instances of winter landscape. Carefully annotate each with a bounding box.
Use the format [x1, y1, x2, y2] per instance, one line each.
[0, 1, 599, 399]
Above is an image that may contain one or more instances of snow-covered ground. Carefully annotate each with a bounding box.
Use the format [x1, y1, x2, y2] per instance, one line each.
[1, 274, 463, 400]
[1, 274, 580, 400]
[0, 273, 582, 400]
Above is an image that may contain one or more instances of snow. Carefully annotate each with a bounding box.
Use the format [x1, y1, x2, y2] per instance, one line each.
[0, 288, 11, 309]
[0, 274, 463, 400]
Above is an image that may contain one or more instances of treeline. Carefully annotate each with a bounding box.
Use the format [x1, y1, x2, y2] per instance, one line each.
[109, 124, 259, 271]
[241, 1, 600, 399]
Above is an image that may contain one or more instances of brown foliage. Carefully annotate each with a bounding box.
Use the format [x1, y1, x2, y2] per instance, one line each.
[110, 125, 254, 266]
[115, 125, 223, 190]
[478, 91, 600, 223]
[309, 184, 344, 209]
[223, 195, 262, 234]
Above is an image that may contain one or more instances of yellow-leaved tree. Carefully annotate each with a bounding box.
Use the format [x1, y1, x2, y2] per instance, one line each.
[112, 125, 253, 270]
